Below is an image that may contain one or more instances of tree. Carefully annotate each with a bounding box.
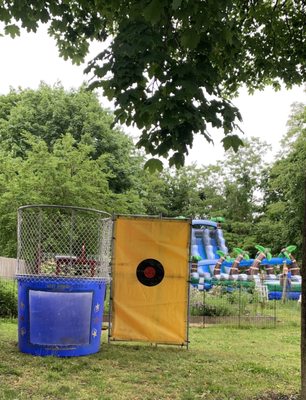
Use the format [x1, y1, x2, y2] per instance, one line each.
[1, 1, 305, 166]
[137, 136, 271, 252]
[136, 170, 170, 216]
[160, 167, 206, 217]
[0, 83, 139, 193]
[221, 137, 271, 220]
[260, 103, 306, 258]
[0, 132, 151, 256]
[141, 164, 227, 218]
[207, 137, 271, 254]
[0, 134, 111, 256]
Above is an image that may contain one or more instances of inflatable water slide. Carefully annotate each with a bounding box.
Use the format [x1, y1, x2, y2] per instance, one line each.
[190, 219, 301, 300]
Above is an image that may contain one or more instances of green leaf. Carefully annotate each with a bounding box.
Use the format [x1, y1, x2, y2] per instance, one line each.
[211, 216, 225, 223]
[4, 24, 20, 38]
[143, 0, 164, 24]
[191, 255, 202, 262]
[169, 152, 185, 168]
[144, 158, 164, 173]
[172, 0, 182, 10]
[255, 245, 265, 253]
[181, 30, 200, 49]
[224, 28, 233, 45]
[233, 247, 243, 255]
[283, 251, 290, 260]
[222, 135, 244, 152]
[286, 245, 297, 253]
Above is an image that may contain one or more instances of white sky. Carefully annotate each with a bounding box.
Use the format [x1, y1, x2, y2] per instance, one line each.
[190, 85, 305, 166]
[1, 26, 305, 166]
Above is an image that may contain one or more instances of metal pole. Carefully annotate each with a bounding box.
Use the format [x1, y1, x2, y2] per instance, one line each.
[203, 285, 206, 328]
[37, 208, 42, 274]
[274, 297, 277, 328]
[107, 213, 116, 344]
[186, 219, 192, 350]
[16, 208, 22, 275]
[70, 209, 74, 261]
[238, 284, 241, 328]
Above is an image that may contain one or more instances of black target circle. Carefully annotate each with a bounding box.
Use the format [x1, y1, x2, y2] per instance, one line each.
[136, 259, 164, 287]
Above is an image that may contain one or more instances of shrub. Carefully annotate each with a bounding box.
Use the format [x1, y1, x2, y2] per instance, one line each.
[189, 288, 234, 316]
[0, 279, 17, 318]
[190, 302, 234, 317]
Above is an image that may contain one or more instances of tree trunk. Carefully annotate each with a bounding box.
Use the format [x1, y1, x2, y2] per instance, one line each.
[301, 177, 306, 396]
[249, 253, 265, 275]
[230, 256, 241, 275]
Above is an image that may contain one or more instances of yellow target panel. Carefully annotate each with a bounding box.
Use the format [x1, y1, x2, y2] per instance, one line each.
[110, 216, 190, 345]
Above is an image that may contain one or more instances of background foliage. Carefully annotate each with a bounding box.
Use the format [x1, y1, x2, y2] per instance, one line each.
[0, 84, 304, 260]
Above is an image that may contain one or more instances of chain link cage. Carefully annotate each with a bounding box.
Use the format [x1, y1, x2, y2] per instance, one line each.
[17, 205, 112, 282]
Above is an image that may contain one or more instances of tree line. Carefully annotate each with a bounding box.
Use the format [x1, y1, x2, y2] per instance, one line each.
[0, 84, 304, 260]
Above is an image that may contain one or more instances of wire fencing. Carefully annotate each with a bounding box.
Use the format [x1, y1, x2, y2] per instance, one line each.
[189, 282, 301, 328]
[17, 205, 112, 282]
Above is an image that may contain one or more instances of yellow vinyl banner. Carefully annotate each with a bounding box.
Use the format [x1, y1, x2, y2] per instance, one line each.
[111, 216, 190, 345]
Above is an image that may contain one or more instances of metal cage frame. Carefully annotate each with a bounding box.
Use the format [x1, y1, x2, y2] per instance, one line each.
[17, 205, 112, 282]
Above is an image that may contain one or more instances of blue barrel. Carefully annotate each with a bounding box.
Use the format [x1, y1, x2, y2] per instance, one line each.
[17, 276, 107, 357]
[268, 291, 301, 301]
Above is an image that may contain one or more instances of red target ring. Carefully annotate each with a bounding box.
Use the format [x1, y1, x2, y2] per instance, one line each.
[136, 259, 164, 286]
[143, 266, 156, 279]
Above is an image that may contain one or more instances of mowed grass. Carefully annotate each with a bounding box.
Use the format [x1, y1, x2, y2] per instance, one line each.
[0, 320, 300, 400]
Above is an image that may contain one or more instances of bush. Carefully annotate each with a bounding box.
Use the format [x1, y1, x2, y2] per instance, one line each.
[189, 288, 234, 316]
[190, 302, 234, 317]
[0, 279, 17, 318]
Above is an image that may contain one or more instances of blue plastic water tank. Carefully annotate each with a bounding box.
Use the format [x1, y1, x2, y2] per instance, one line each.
[17, 276, 106, 357]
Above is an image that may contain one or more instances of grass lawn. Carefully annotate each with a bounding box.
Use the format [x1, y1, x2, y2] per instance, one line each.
[0, 320, 300, 400]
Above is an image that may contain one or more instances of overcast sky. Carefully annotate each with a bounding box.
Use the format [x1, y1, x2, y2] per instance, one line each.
[1, 25, 305, 166]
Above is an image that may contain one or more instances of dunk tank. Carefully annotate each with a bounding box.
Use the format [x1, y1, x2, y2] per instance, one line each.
[16, 205, 112, 356]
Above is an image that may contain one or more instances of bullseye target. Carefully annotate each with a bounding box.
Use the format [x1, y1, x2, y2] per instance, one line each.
[136, 259, 164, 286]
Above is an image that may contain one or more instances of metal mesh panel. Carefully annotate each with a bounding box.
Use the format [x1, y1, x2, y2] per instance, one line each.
[17, 205, 112, 282]
[189, 283, 277, 328]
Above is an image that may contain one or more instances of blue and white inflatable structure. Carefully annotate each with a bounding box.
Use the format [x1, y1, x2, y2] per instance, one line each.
[190, 219, 301, 300]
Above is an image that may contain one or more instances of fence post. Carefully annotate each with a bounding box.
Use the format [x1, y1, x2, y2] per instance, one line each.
[274, 296, 277, 328]
[203, 287, 206, 328]
[238, 284, 241, 328]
